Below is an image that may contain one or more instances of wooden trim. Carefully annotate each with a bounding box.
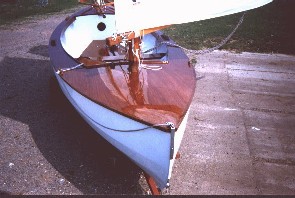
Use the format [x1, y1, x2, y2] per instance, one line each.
[106, 25, 171, 46]
[143, 172, 161, 195]
[49, 11, 196, 132]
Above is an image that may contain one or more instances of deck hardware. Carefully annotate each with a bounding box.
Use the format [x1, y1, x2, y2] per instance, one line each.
[50, 40, 56, 47]
[167, 122, 176, 159]
[97, 22, 106, 31]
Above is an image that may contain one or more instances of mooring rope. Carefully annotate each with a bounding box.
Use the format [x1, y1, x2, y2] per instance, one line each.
[56, 13, 245, 75]
[144, 12, 246, 55]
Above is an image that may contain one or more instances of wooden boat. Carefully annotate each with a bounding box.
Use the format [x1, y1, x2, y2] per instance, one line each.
[49, 0, 272, 194]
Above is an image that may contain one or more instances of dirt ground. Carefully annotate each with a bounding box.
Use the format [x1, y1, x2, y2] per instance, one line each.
[1, 8, 295, 195]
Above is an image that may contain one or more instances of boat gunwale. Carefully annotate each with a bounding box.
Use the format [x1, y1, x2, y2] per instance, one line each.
[49, 6, 196, 132]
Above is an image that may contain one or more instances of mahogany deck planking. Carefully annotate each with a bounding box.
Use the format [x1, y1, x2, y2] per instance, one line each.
[49, 7, 196, 131]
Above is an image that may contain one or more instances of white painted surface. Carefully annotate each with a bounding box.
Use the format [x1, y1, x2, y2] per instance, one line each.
[55, 73, 189, 189]
[61, 15, 116, 58]
[114, 0, 272, 33]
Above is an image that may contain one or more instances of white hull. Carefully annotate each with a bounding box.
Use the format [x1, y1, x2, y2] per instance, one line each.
[54, 72, 190, 189]
[49, 0, 272, 191]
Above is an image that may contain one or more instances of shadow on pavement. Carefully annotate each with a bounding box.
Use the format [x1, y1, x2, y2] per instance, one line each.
[28, 45, 50, 58]
[0, 47, 145, 194]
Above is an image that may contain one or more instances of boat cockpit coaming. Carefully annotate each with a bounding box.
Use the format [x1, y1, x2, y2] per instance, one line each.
[60, 14, 169, 69]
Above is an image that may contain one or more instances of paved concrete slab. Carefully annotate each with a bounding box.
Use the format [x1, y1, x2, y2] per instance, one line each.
[168, 51, 295, 195]
[0, 10, 295, 195]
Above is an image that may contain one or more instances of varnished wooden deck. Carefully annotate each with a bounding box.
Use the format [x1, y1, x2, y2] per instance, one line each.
[49, 7, 196, 131]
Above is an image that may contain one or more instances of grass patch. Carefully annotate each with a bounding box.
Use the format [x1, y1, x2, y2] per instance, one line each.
[0, 0, 79, 25]
[163, 1, 295, 55]
[1, 0, 294, 54]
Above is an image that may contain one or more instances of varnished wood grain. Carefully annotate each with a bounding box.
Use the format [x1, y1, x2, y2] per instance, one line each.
[49, 7, 196, 132]
[106, 25, 171, 46]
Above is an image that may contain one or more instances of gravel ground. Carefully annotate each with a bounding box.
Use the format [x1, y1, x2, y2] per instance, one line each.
[1, 7, 295, 195]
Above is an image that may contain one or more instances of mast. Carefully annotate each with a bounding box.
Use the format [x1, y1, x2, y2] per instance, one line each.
[128, 37, 141, 73]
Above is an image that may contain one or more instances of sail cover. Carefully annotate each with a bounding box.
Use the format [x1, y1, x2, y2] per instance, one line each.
[114, 0, 272, 33]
